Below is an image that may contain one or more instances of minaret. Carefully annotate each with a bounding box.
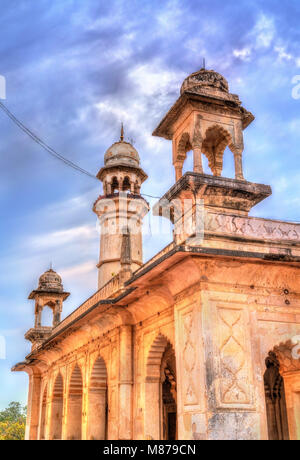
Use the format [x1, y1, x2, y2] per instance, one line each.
[93, 127, 149, 288]
[25, 268, 70, 350]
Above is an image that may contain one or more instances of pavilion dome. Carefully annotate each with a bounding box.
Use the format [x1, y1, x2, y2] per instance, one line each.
[104, 140, 140, 168]
[38, 269, 63, 293]
[180, 68, 229, 95]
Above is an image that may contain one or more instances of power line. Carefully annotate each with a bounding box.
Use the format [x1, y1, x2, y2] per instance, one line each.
[0, 101, 161, 198]
[0, 101, 97, 179]
[2, 101, 298, 222]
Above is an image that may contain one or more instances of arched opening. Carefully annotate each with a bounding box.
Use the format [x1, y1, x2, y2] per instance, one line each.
[111, 176, 119, 194]
[66, 364, 83, 440]
[221, 146, 235, 178]
[40, 304, 54, 327]
[145, 334, 177, 440]
[50, 373, 63, 440]
[182, 150, 193, 176]
[122, 176, 131, 193]
[87, 357, 108, 440]
[202, 125, 231, 177]
[264, 351, 289, 440]
[39, 385, 47, 440]
[161, 344, 177, 440]
[270, 341, 300, 440]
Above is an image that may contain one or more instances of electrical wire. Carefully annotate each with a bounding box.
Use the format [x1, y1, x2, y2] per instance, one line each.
[0, 101, 161, 198]
[0, 101, 97, 179]
[1, 101, 299, 221]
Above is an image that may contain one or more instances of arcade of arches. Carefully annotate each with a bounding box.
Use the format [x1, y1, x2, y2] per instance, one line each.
[13, 68, 300, 440]
[23, 274, 300, 441]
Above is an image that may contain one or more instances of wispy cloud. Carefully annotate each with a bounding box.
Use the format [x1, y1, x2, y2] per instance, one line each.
[1, 0, 300, 410]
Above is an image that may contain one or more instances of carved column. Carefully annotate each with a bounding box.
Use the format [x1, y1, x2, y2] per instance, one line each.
[119, 325, 133, 439]
[25, 370, 42, 440]
[234, 149, 244, 180]
[35, 300, 42, 328]
[53, 300, 62, 327]
[130, 180, 135, 194]
[193, 146, 203, 174]
[81, 359, 88, 440]
[61, 371, 69, 440]
[174, 161, 183, 181]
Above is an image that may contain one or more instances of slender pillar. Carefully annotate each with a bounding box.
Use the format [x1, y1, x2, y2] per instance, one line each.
[234, 149, 244, 180]
[193, 147, 203, 173]
[61, 389, 68, 440]
[25, 371, 42, 440]
[174, 161, 183, 181]
[119, 325, 133, 439]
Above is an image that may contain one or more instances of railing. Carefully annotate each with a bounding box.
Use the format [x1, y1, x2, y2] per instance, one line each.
[132, 241, 175, 278]
[51, 274, 121, 335]
[50, 242, 176, 337]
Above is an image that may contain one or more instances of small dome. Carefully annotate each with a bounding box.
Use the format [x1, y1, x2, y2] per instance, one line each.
[180, 68, 229, 96]
[104, 140, 140, 168]
[38, 269, 63, 293]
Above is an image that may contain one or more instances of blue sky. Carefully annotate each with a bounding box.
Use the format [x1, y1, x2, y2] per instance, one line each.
[0, 0, 300, 410]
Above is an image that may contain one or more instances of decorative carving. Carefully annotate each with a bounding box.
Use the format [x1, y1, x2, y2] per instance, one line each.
[182, 313, 197, 404]
[180, 69, 229, 95]
[217, 307, 250, 405]
[273, 341, 300, 373]
[206, 211, 300, 242]
[202, 124, 232, 176]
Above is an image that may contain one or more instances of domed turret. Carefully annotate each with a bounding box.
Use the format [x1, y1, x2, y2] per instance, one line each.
[27, 267, 70, 344]
[104, 141, 140, 167]
[38, 268, 63, 293]
[180, 68, 229, 96]
[96, 125, 147, 193]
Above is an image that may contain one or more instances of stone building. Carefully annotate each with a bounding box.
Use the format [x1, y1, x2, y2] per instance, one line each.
[13, 69, 300, 440]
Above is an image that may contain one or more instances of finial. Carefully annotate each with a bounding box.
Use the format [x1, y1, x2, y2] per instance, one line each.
[120, 123, 124, 142]
[203, 58, 206, 70]
[50, 261, 53, 270]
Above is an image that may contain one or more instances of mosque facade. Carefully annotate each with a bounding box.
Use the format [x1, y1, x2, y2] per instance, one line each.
[13, 69, 300, 440]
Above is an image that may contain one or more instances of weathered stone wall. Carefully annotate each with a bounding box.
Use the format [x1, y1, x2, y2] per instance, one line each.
[22, 253, 300, 441]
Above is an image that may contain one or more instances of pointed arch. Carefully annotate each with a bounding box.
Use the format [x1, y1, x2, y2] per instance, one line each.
[264, 351, 290, 440]
[50, 373, 63, 440]
[146, 333, 173, 380]
[66, 364, 83, 440]
[87, 356, 108, 440]
[122, 176, 131, 192]
[145, 333, 177, 440]
[267, 341, 300, 440]
[202, 124, 233, 176]
[177, 132, 192, 160]
[111, 176, 119, 194]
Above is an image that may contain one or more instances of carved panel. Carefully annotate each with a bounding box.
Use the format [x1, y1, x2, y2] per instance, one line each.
[175, 302, 203, 411]
[205, 212, 300, 242]
[215, 304, 254, 409]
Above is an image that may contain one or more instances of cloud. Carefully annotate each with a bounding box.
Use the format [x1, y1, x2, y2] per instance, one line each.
[253, 14, 275, 48]
[28, 224, 97, 250]
[1, 0, 300, 410]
